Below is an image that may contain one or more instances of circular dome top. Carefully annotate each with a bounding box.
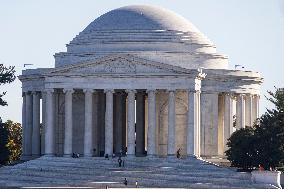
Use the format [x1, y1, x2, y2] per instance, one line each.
[83, 5, 200, 33]
[57, 5, 228, 69]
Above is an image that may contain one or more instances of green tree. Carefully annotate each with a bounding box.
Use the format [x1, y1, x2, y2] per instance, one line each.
[4, 120, 22, 163]
[0, 120, 22, 165]
[0, 119, 9, 165]
[0, 64, 16, 106]
[226, 127, 258, 169]
[226, 88, 284, 170]
[253, 89, 284, 169]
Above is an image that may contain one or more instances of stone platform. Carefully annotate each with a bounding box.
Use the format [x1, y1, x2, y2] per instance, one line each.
[0, 156, 277, 188]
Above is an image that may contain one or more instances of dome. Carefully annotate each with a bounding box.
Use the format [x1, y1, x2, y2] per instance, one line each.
[83, 5, 201, 33]
[55, 5, 228, 69]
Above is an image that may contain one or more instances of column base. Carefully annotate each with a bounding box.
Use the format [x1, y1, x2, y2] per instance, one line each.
[43, 154, 55, 157]
[126, 154, 136, 159]
[20, 155, 32, 161]
[31, 155, 41, 159]
[63, 154, 72, 158]
[83, 154, 93, 158]
[167, 154, 176, 159]
[146, 154, 157, 159]
[187, 154, 198, 159]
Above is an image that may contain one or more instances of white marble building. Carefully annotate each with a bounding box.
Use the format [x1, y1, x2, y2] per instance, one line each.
[19, 5, 262, 160]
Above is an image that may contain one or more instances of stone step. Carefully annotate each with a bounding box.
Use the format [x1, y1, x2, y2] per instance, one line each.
[0, 170, 273, 189]
[24, 157, 235, 173]
[0, 157, 275, 189]
[0, 163, 261, 188]
[0, 166, 252, 186]
[7, 161, 250, 181]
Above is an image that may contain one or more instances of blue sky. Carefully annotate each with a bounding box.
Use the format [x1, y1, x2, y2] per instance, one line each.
[1, 0, 284, 123]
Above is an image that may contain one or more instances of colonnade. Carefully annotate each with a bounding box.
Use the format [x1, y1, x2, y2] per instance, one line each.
[21, 88, 201, 159]
[219, 93, 260, 155]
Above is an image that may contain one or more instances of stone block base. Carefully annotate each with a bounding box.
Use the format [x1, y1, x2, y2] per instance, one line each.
[251, 170, 281, 188]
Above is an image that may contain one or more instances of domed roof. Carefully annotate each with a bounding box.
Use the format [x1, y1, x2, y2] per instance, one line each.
[83, 5, 200, 33]
[55, 5, 228, 69]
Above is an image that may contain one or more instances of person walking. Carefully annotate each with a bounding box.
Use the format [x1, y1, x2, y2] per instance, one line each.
[176, 148, 181, 159]
[118, 156, 122, 167]
[123, 178, 128, 186]
[122, 159, 125, 167]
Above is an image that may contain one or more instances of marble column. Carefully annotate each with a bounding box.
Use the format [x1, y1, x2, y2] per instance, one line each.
[200, 93, 219, 157]
[25, 92, 33, 157]
[45, 89, 54, 156]
[84, 89, 94, 157]
[146, 89, 156, 157]
[114, 92, 126, 154]
[32, 91, 41, 157]
[63, 88, 74, 157]
[136, 92, 145, 156]
[104, 89, 114, 156]
[21, 92, 27, 159]
[236, 94, 245, 129]
[245, 94, 253, 127]
[167, 90, 176, 157]
[224, 93, 234, 152]
[187, 90, 201, 157]
[126, 90, 136, 157]
[217, 94, 225, 156]
[41, 92, 46, 155]
[252, 95, 260, 124]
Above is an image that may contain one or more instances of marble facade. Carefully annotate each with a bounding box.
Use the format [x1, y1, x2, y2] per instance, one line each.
[19, 5, 263, 160]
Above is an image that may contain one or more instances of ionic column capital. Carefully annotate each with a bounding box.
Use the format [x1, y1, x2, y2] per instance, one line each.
[31, 91, 40, 95]
[63, 88, 74, 94]
[166, 89, 176, 93]
[83, 89, 95, 94]
[146, 89, 156, 94]
[237, 93, 246, 97]
[188, 89, 201, 94]
[104, 89, 114, 94]
[125, 89, 137, 94]
[44, 89, 54, 94]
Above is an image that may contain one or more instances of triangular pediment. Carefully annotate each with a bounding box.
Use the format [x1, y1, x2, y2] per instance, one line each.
[48, 55, 194, 75]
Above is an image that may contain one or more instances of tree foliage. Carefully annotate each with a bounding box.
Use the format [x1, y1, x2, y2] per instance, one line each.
[0, 120, 22, 165]
[226, 127, 257, 169]
[0, 119, 9, 164]
[0, 64, 16, 106]
[226, 88, 284, 170]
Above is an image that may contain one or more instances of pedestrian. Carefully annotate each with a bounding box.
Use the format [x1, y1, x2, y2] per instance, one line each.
[118, 156, 122, 167]
[176, 148, 181, 159]
[125, 147, 128, 156]
[135, 180, 138, 188]
[123, 178, 127, 186]
[258, 164, 264, 171]
[122, 159, 125, 167]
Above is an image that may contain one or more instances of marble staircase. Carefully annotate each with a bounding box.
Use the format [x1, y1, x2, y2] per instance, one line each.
[0, 156, 277, 188]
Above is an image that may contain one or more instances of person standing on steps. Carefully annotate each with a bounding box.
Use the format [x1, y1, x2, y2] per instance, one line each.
[176, 148, 181, 159]
[122, 159, 125, 167]
[119, 149, 123, 157]
[118, 156, 122, 167]
[123, 178, 128, 186]
[135, 180, 138, 188]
